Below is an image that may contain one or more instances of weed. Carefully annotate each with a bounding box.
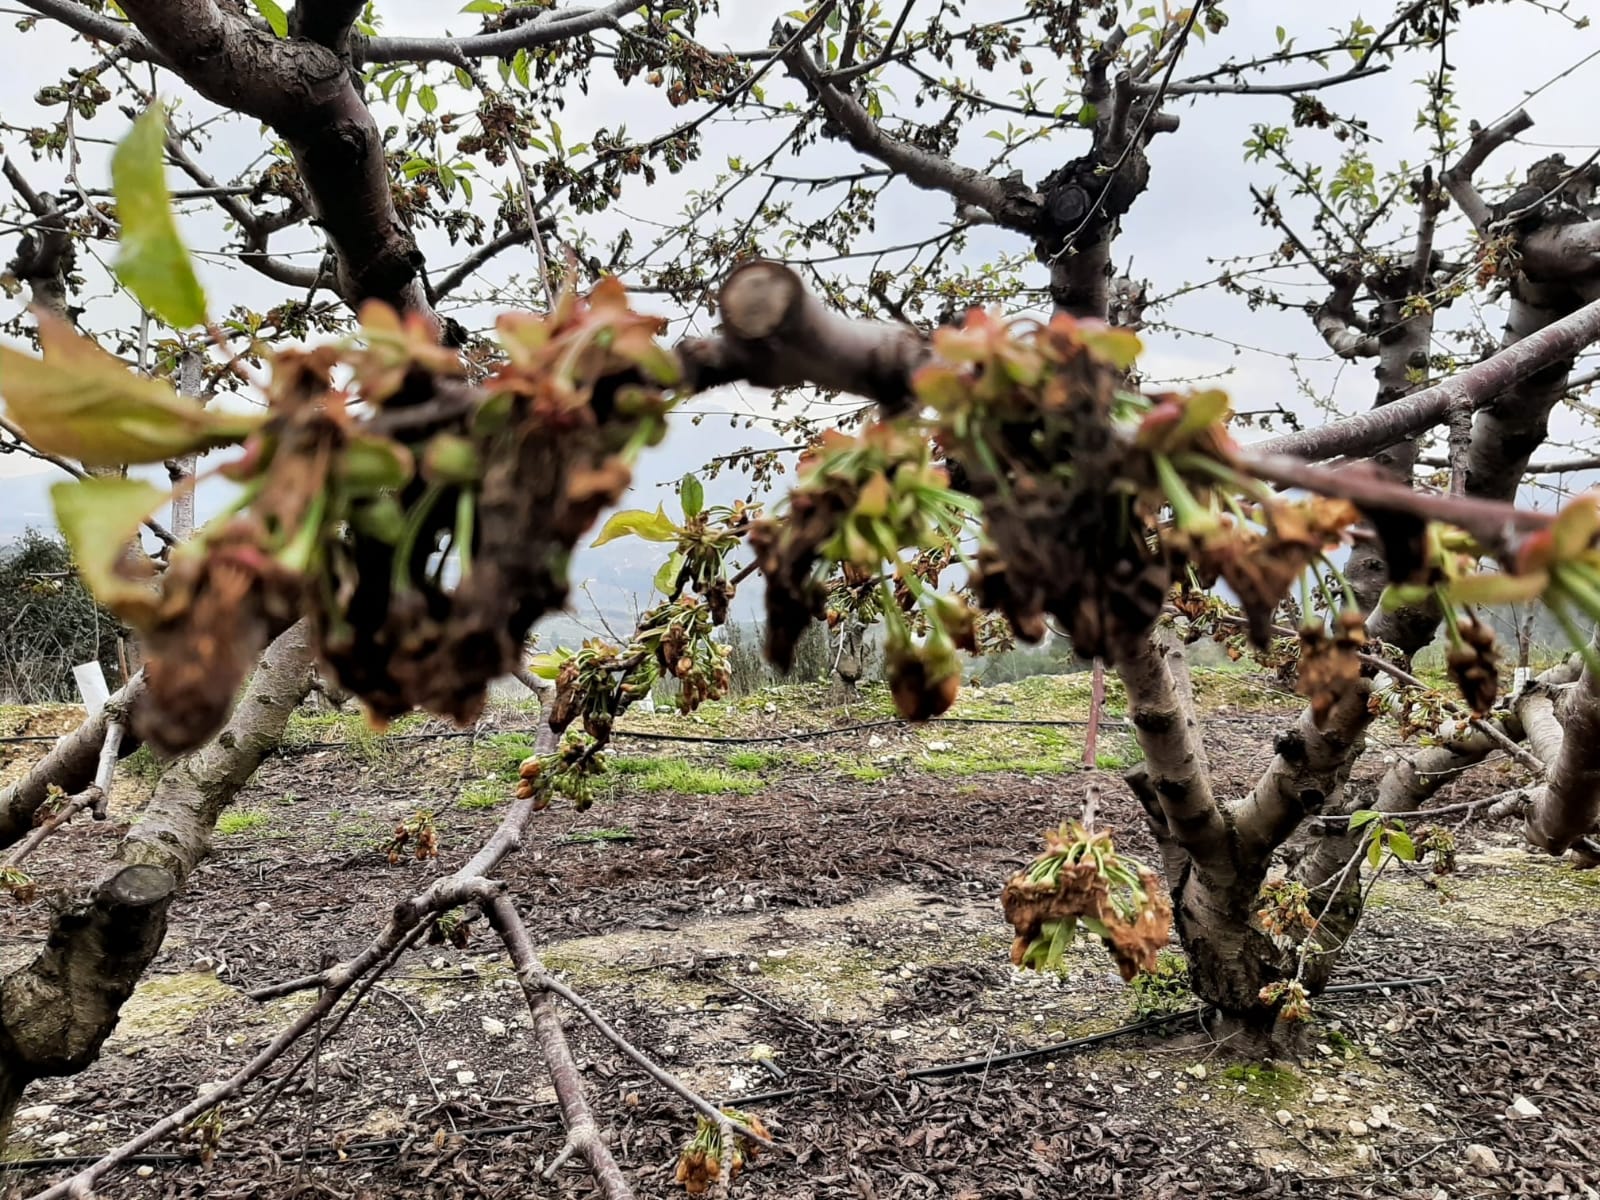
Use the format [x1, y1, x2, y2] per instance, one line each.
[122, 745, 166, 784]
[727, 749, 785, 772]
[841, 763, 888, 782]
[605, 758, 761, 795]
[216, 810, 269, 836]
[480, 732, 537, 781]
[458, 779, 506, 809]
[1127, 951, 1192, 1019]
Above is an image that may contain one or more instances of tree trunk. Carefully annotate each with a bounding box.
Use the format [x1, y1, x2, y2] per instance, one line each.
[0, 623, 314, 1150]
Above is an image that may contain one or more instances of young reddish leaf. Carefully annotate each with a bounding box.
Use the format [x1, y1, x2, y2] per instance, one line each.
[0, 313, 261, 465]
[50, 476, 168, 621]
[112, 105, 208, 328]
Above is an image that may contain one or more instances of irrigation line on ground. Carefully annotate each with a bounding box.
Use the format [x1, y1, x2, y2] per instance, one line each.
[0, 972, 1452, 1176]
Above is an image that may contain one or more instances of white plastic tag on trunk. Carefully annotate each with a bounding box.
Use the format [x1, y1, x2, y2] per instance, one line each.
[73, 662, 110, 718]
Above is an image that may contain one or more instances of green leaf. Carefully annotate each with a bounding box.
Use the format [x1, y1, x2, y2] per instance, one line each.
[591, 505, 679, 547]
[112, 106, 208, 328]
[1346, 809, 1382, 829]
[1078, 102, 1098, 126]
[1367, 835, 1383, 869]
[679, 473, 704, 519]
[1387, 830, 1417, 862]
[0, 313, 262, 465]
[512, 48, 530, 88]
[1079, 326, 1144, 370]
[653, 551, 684, 597]
[419, 84, 438, 114]
[249, 0, 288, 35]
[529, 650, 569, 680]
[460, 0, 504, 10]
[51, 476, 168, 621]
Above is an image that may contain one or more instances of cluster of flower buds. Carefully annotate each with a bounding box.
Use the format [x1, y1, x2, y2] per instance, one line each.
[1001, 821, 1172, 981]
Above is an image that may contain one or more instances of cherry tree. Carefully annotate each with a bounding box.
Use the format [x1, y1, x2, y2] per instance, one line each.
[2, 0, 1599, 1194]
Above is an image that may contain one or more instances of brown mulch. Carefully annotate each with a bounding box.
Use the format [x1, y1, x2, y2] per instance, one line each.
[1, 713, 1596, 1200]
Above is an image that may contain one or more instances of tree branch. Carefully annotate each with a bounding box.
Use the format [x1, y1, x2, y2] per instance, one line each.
[1115, 637, 1227, 865]
[0, 675, 145, 852]
[485, 896, 636, 1199]
[778, 42, 1040, 232]
[1254, 292, 1600, 461]
[356, 0, 639, 65]
[678, 260, 931, 413]
[1153, 64, 1390, 96]
[118, 0, 433, 319]
[1525, 631, 1600, 853]
[1442, 109, 1534, 232]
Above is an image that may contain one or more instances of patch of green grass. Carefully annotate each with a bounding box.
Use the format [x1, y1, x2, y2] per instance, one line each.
[216, 810, 270, 836]
[121, 744, 166, 785]
[840, 763, 888, 782]
[480, 732, 537, 781]
[564, 826, 635, 844]
[606, 758, 761, 795]
[458, 779, 507, 809]
[1219, 1063, 1304, 1104]
[726, 749, 785, 772]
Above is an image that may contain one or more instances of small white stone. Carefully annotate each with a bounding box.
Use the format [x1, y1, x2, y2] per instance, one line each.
[766, 948, 790, 961]
[1275, 1109, 1292, 1127]
[136, 1166, 155, 1179]
[927, 741, 953, 752]
[867, 735, 885, 748]
[1465, 1143, 1502, 1174]
[44, 1132, 71, 1147]
[712, 887, 727, 901]
[254, 900, 271, 912]
[886, 1028, 912, 1043]
[740, 894, 757, 910]
[763, 702, 777, 714]
[455, 1070, 477, 1086]
[1369, 1104, 1391, 1129]
[1310, 1088, 1330, 1103]
[1508, 1095, 1542, 1119]
[16, 1105, 55, 1122]
[480, 1016, 507, 1038]
[1347, 1119, 1369, 1137]
[1184, 1064, 1206, 1079]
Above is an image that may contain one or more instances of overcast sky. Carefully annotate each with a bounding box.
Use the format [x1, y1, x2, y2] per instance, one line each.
[2, 0, 1597, 624]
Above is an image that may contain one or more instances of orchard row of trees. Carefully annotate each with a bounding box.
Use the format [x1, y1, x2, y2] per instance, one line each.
[1, 0, 1599, 1195]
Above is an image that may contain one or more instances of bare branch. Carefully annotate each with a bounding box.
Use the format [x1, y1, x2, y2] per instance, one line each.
[679, 260, 931, 413]
[357, 0, 639, 65]
[1116, 637, 1226, 864]
[1525, 631, 1600, 853]
[1254, 293, 1600, 461]
[1153, 63, 1390, 96]
[779, 42, 1039, 232]
[1442, 109, 1534, 232]
[485, 895, 636, 1199]
[0, 675, 146, 852]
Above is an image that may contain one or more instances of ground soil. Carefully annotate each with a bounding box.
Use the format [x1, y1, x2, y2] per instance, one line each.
[1, 673, 1597, 1200]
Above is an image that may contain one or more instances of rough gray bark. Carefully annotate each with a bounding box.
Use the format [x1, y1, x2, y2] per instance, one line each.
[0, 865, 175, 1142]
[1524, 635, 1600, 853]
[117, 0, 434, 320]
[0, 625, 313, 1149]
[121, 621, 315, 882]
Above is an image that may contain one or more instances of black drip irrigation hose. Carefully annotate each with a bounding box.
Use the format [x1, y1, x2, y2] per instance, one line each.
[0, 974, 1450, 1175]
[0, 710, 1306, 751]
